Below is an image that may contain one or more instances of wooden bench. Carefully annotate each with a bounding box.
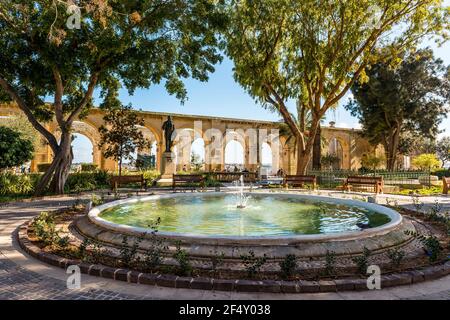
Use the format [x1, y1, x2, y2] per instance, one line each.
[173, 174, 205, 192]
[443, 177, 450, 194]
[343, 176, 383, 194]
[110, 174, 148, 191]
[283, 175, 317, 190]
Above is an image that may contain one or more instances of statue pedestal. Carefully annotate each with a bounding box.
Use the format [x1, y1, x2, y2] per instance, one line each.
[161, 151, 175, 179]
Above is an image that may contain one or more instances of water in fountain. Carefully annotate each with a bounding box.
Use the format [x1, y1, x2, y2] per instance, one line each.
[234, 175, 250, 209]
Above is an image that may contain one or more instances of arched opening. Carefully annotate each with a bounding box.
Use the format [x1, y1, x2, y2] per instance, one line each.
[225, 140, 244, 171]
[190, 138, 205, 172]
[324, 138, 343, 170]
[71, 133, 94, 168]
[261, 142, 273, 175]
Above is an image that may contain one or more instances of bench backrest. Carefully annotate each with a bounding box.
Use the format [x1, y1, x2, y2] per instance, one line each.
[347, 176, 383, 184]
[173, 174, 204, 183]
[284, 175, 316, 182]
[110, 174, 143, 183]
[444, 177, 450, 184]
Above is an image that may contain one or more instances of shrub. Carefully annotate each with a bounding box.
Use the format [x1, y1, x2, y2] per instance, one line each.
[80, 163, 98, 172]
[0, 173, 39, 196]
[37, 163, 52, 172]
[240, 250, 268, 279]
[352, 247, 371, 275]
[173, 242, 192, 276]
[412, 154, 441, 171]
[387, 249, 405, 268]
[209, 249, 225, 276]
[279, 254, 297, 279]
[120, 234, 144, 268]
[405, 231, 443, 262]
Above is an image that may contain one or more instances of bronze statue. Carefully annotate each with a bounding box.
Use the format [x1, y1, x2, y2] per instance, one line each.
[162, 116, 175, 152]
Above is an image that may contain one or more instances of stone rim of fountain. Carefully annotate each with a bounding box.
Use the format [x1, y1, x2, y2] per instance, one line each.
[86, 192, 405, 245]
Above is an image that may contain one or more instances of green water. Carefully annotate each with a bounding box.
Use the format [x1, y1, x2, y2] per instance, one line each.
[100, 195, 391, 236]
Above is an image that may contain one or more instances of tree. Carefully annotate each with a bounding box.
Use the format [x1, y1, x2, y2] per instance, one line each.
[0, 126, 34, 170]
[361, 154, 386, 172]
[0, 0, 226, 194]
[412, 153, 441, 171]
[0, 110, 41, 150]
[225, 0, 448, 174]
[346, 49, 449, 170]
[98, 105, 149, 178]
[436, 136, 450, 166]
[190, 152, 204, 172]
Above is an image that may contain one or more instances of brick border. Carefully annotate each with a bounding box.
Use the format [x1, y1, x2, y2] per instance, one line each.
[16, 221, 450, 293]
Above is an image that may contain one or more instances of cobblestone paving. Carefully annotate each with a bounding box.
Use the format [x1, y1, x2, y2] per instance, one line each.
[0, 254, 146, 300]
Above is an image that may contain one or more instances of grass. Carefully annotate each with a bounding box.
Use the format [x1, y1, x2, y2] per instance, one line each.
[396, 186, 443, 196]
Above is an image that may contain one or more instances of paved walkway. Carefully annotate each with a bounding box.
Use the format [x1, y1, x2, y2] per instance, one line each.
[0, 193, 449, 300]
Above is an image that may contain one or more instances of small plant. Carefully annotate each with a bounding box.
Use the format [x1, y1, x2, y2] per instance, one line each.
[387, 248, 405, 268]
[77, 238, 91, 260]
[279, 254, 297, 279]
[88, 240, 104, 264]
[209, 249, 225, 276]
[120, 234, 144, 268]
[91, 194, 104, 207]
[352, 247, 371, 275]
[427, 200, 443, 221]
[142, 235, 167, 272]
[173, 242, 192, 276]
[324, 250, 337, 276]
[405, 230, 443, 262]
[56, 235, 70, 249]
[411, 194, 424, 211]
[240, 250, 268, 279]
[31, 212, 58, 246]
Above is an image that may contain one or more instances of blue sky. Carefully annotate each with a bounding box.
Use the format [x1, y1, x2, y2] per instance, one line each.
[72, 35, 450, 164]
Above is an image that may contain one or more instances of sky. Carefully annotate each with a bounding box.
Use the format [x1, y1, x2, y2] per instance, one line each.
[72, 31, 450, 165]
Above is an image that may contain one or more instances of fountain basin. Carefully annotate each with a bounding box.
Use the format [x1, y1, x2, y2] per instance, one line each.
[76, 192, 415, 259]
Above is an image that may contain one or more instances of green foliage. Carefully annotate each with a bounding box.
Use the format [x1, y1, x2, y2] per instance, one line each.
[321, 154, 341, 170]
[209, 249, 225, 276]
[30, 211, 68, 249]
[37, 163, 52, 173]
[387, 249, 405, 268]
[405, 230, 443, 262]
[0, 126, 34, 169]
[279, 254, 297, 279]
[412, 154, 442, 171]
[361, 154, 385, 171]
[240, 250, 268, 279]
[0, 0, 226, 193]
[65, 171, 111, 193]
[173, 241, 192, 276]
[225, 0, 448, 173]
[346, 49, 449, 170]
[0, 173, 38, 196]
[120, 234, 144, 268]
[98, 105, 150, 176]
[352, 247, 371, 275]
[80, 163, 98, 172]
[432, 168, 450, 179]
[436, 137, 450, 165]
[77, 238, 91, 261]
[324, 250, 337, 276]
[0, 113, 40, 150]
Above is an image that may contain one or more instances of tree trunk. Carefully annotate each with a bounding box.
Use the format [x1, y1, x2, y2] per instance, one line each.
[385, 125, 401, 171]
[312, 124, 322, 170]
[296, 119, 320, 175]
[34, 131, 73, 196]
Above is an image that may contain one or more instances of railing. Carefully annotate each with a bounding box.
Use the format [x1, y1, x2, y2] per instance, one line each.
[306, 169, 431, 189]
[206, 172, 257, 183]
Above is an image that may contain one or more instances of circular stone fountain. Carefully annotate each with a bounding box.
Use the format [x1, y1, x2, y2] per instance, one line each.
[76, 192, 415, 260]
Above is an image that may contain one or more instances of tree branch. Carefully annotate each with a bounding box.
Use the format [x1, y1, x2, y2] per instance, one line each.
[0, 76, 59, 152]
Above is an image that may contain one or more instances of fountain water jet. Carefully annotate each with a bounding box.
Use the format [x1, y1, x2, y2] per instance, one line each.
[234, 175, 250, 209]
